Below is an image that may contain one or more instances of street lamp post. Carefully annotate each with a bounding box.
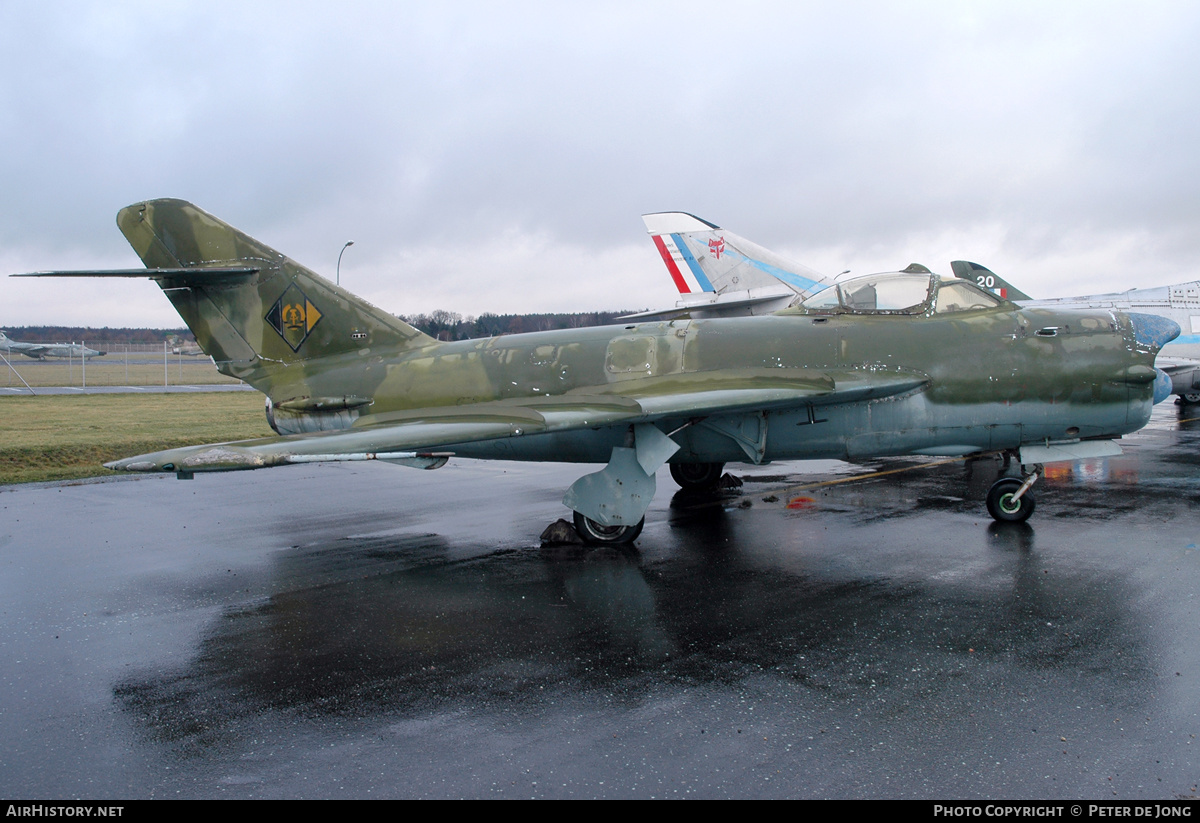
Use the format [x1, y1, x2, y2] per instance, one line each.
[337, 241, 354, 285]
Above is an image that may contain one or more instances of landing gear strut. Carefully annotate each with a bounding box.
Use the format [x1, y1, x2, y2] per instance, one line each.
[669, 462, 725, 490]
[986, 468, 1040, 523]
[563, 424, 679, 546]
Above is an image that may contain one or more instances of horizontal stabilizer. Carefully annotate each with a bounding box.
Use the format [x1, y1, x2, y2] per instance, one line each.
[619, 292, 797, 321]
[13, 267, 259, 279]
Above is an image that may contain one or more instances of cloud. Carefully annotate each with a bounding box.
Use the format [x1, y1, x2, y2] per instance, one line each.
[3, 1, 1199, 325]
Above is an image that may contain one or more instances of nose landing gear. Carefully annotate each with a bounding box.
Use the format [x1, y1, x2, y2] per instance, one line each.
[986, 467, 1040, 523]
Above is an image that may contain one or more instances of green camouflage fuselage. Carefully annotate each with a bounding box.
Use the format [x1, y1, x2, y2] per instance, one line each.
[282, 309, 1152, 465]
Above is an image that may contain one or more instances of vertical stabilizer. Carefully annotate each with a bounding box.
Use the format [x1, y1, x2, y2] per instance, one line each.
[950, 260, 1032, 302]
[641, 212, 827, 297]
[115, 199, 435, 393]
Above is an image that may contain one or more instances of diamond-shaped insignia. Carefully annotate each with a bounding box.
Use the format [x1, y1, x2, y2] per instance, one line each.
[266, 284, 322, 352]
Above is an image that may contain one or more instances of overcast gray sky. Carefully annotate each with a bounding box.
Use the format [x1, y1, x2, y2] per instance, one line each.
[3, 1, 1198, 328]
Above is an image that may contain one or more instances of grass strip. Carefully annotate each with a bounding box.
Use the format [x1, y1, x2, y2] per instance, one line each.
[0, 393, 275, 484]
[0, 359, 239, 388]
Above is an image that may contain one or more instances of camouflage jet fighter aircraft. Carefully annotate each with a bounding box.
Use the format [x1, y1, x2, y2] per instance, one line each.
[16, 200, 1178, 540]
[0, 330, 104, 360]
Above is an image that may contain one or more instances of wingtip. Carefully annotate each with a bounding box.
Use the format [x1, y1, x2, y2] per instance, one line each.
[104, 459, 157, 472]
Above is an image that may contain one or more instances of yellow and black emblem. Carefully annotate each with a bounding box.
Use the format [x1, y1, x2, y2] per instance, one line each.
[266, 284, 323, 352]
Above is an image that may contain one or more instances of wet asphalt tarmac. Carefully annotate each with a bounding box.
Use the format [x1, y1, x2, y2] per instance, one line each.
[2, 404, 1199, 799]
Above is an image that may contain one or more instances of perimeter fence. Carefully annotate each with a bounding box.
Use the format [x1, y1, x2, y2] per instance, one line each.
[1, 342, 242, 389]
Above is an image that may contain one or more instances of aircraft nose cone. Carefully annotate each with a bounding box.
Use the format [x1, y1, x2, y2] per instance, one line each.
[1128, 312, 1181, 351]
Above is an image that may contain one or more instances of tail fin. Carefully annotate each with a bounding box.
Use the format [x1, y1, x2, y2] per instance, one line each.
[641, 212, 827, 298]
[949, 260, 1032, 302]
[20, 199, 435, 399]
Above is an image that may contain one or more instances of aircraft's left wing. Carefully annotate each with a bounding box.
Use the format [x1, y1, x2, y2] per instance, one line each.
[103, 369, 929, 477]
[104, 397, 643, 476]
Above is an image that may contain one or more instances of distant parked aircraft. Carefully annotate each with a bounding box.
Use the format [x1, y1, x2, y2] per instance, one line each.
[0, 330, 104, 360]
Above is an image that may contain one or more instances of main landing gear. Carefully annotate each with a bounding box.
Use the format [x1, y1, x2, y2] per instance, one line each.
[563, 424, 680, 546]
[572, 511, 645, 544]
[986, 466, 1041, 523]
[669, 461, 725, 490]
[568, 460, 725, 544]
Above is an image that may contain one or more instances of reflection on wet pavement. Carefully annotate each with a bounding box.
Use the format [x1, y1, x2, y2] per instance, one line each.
[2, 405, 1198, 798]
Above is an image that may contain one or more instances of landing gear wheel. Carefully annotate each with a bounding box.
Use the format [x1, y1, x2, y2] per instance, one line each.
[669, 462, 725, 490]
[986, 477, 1036, 523]
[572, 511, 645, 544]
[1184, 392, 1200, 405]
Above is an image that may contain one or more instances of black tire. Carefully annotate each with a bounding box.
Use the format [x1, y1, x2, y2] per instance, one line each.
[986, 477, 1036, 523]
[669, 462, 725, 490]
[572, 511, 644, 545]
[1184, 392, 1200, 404]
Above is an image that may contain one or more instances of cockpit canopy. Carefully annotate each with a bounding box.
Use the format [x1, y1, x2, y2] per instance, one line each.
[797, 272, 1005, 316]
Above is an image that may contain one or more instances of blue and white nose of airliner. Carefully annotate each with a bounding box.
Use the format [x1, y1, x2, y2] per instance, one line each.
[1128, 312, 1181, 352]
